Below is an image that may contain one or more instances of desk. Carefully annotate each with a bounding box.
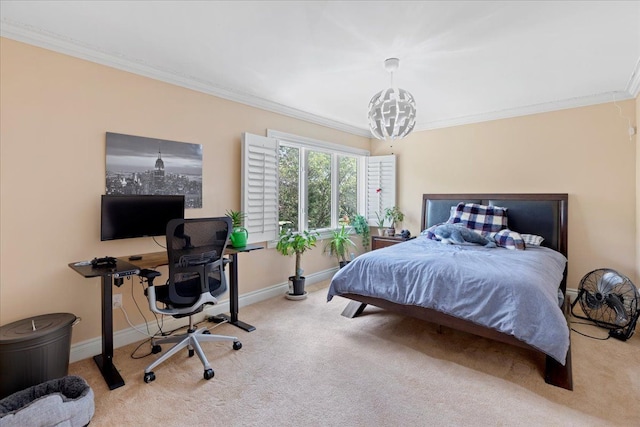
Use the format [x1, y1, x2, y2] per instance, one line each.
[68, 259, 140, 390]
[69, 243, 262, 390]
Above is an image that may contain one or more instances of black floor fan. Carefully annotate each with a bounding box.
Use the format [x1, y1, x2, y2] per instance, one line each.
[571, 268, 640, 341]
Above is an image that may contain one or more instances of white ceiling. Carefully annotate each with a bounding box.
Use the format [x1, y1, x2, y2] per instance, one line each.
[2, 1, 639, 137]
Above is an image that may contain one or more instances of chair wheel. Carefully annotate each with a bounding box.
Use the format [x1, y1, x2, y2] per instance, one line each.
[204, 369, 214, 380]
[233, 341, 242, 350]
[144, 372, 156, 383]
[203, 330, 211, 335]
[151, 345, 162, 354]
[188, 349, 195, 357]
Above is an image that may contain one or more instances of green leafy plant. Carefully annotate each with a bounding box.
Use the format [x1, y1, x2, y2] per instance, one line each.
[225, 209, 246, 229]
[375, 211, 387, 229]
[351, 214, 370, 252]
[384, 206, 404, 228]
[324, 224, 356, 265]
[226, 209, 248, 247]
[276, 229, 319, 280]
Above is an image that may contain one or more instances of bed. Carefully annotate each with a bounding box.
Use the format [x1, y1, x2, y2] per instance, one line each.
[327, 193, 572, 390]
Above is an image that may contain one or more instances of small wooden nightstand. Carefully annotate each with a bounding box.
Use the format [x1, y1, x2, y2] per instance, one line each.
[371, 235, 414, 250]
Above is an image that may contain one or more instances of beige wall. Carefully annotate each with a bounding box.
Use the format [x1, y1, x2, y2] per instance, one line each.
[637, 93, 640, 282]
[1, 37, 637, 350]
[0, 38, 369, 343]
[372, 101, 637, 290]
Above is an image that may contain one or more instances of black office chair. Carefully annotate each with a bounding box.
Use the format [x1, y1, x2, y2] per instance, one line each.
[139, 217, 242, 383]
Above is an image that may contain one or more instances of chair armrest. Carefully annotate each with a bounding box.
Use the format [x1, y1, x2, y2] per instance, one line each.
[138, 269, 162, 285]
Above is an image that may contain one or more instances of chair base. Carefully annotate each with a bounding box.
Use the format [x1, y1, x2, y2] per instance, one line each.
[143, 326, 240, 382]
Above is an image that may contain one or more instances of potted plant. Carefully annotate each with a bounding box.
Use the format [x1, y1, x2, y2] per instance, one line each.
[276, 229, 319, 299]
[324, 224, 356, 268]
[375, 211, 387, 236]
[351, 214, 371, 252]
[225, 209, 248, 248]
[384, 206, 404, 236]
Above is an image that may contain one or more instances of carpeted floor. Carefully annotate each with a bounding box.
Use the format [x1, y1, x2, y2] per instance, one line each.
[69, 282, 639, 426]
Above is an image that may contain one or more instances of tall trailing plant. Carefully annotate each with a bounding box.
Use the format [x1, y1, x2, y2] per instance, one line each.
[351, 214, 370, 252]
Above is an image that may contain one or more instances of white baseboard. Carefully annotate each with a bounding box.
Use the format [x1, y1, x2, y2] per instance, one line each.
[566, 288, 578, 303]
[70, 267, 337, 363]
[566, 288, 578, 302]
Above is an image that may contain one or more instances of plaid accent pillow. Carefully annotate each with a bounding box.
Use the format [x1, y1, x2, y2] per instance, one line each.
[491, 229, 525, 250]
[450, 203, 508, 234]
[521, 233, 544, 246]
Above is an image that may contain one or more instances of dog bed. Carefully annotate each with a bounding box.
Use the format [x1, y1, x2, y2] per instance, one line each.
[0, 375, 94, 427]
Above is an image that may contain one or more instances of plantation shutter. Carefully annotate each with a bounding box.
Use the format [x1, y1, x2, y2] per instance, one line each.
[365, 155, 396, 225]
[242, 133, 279, 243]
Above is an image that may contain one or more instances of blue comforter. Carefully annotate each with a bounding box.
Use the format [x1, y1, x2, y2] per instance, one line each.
[327, 237, 569, 364]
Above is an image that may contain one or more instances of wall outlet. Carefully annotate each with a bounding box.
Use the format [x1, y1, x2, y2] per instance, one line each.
[112, 294, 123, 308]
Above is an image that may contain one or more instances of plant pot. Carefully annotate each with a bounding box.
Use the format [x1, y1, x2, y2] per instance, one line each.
[339, 260, 351, 269]
[230, 227, 248, 248]
[289, 276, 305, 295]
[285, 276, 307, 300]
[387, 227, 395, 237]
[377, 228, 385, 236]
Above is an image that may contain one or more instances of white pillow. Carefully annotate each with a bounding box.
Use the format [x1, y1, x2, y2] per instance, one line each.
[521, 234, 544, 246]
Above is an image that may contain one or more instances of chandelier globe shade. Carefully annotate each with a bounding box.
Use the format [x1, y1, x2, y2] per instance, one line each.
[367, 58, 417, 140]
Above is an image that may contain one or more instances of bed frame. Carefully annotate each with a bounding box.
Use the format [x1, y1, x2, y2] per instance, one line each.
[340, 193, 572, 390]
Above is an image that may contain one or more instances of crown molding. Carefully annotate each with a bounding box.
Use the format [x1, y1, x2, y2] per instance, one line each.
[626, 57, 640, 98]
[414, 91, 635, 132]
[2, 19, 637, 139]
[0, 19, 371, 138]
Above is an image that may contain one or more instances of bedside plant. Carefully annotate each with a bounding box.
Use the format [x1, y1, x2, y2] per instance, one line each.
[276, 229, 319, 299]
[324, 224, 356, 268]
[375, 211, 387, 236]
[225, 209, 248, 248]
[384, 206, 404, 236]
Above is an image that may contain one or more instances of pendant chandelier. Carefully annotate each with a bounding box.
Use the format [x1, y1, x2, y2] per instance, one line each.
[367, 58, 416, 140]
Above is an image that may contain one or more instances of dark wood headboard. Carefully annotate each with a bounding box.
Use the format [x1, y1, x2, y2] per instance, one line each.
[421, 193, 568, 258]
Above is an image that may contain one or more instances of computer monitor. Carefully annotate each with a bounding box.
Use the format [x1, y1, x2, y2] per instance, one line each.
[100, 194, 185, 241]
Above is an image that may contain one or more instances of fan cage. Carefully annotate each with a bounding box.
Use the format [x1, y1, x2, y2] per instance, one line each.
[571, 268, 639, 340]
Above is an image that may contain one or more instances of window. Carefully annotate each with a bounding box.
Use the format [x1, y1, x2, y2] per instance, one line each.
[277, 143, 351, 232]
[306, 150, 332, 230]
[242, 131, 395, 244]
[278, 145, 299, 232]
[338, 155, 358, 224]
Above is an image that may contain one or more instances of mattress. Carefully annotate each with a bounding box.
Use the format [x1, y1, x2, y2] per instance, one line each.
[327, 237, 570, 364]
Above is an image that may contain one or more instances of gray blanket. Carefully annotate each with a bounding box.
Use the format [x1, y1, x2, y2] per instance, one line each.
[327, 237, 569, 364]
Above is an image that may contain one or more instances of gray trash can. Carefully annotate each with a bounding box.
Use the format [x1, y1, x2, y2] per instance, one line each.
[0, 313, 78, 399]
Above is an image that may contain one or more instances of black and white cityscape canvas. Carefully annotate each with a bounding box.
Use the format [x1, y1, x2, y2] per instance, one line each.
[105, 132, 203, 208]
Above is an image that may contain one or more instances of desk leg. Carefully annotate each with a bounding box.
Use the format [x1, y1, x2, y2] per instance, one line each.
[95, 274, 125, 390]
[218, 252, 255, 332]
